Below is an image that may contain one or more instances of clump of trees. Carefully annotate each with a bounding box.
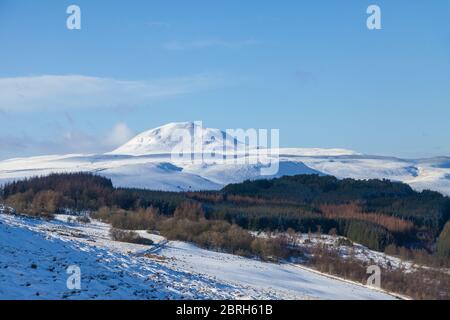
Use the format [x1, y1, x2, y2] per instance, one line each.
[75, 215, 91, 224]
[158, 213, 288, 261]
[320, 203, 414, 233]
[4, 190, 61, 219]
[384, 244, 450, 267]
[344, 220, 393, 251]
[1, 173, 185, 215]
[306, 245, 450, 300]
[220, 175, 450, 252]
[94, 206, 160, 231]
[93, 199, 289, 261]
[206, 202, 396, 251]
[223, 175, 450, 233]
[437, 221, 450, 258]
[174, 202, 205, 220]
[109, 228, 153, 245]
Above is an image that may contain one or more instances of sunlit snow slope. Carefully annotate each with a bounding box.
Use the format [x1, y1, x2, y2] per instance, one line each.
[0, 213, 396, 300]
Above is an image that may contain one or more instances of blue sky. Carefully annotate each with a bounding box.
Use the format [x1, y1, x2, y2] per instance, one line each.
[0, 0, 449, 159]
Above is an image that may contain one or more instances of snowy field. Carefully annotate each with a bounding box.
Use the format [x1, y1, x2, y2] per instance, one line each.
[0, 213, 397, 300]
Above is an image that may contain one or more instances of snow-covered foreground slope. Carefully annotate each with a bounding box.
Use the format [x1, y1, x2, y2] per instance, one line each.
[0, 213, 396, 300]
[1, 122, 449, 195]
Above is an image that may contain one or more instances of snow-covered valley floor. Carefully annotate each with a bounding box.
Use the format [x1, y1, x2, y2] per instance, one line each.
[0, 213, 397, 300]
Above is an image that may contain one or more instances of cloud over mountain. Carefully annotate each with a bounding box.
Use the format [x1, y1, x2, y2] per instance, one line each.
[0, 74, 225, 112]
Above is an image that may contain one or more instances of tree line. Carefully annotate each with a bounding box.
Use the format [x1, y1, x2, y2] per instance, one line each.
[1, 172, 449, 259]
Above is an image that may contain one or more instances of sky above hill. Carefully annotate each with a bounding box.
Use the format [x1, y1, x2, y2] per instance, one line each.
[0, 0, 449, 159]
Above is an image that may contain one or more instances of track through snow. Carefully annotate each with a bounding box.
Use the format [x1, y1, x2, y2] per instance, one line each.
[0, 214, 395, 300]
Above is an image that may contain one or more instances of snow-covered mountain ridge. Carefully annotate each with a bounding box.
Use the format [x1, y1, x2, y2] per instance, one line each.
[1, 122, 450, 195]
[109, 122, 246, 156]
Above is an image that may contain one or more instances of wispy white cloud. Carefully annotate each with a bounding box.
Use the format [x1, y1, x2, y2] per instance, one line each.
[105, 122, 136, 147]
[0, 74, 224, 112]
[162, 38, 259, 51]
[0, 122, 136, 159]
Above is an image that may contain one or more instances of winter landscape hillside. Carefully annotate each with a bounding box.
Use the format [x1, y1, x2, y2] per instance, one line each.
[3, 0, 450, 305]
[1, 122, 450, 195]
[0, 212, 396, 300]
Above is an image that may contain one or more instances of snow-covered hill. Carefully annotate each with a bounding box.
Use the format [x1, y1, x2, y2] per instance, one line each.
[1, 122, 450, 195]
[109, 122, 244, 156]
[0, 213, 397, 300]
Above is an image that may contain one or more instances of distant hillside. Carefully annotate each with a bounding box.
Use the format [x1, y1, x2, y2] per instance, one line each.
[1, 122, 450, 195]
[222, 175, 450, 231]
